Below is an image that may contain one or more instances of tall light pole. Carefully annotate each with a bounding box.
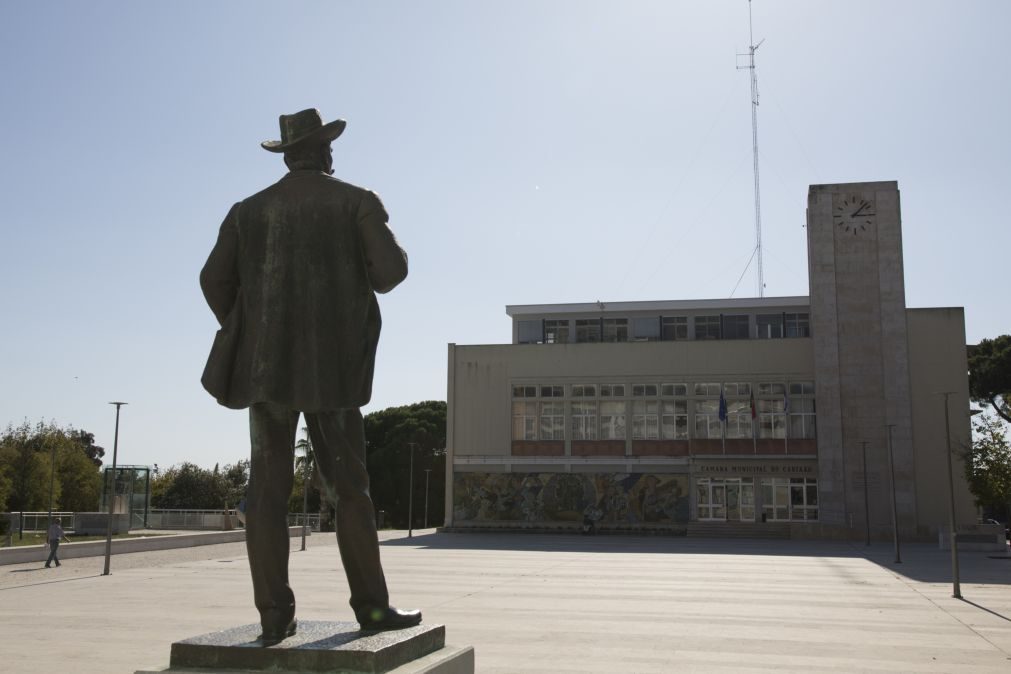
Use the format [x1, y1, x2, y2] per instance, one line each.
[424, 469, 432, 529]
[103, 402, 127, 576]
[940, 391, 961, 598]
[298, 428, 311, 552]
[860, 441, 870, 546]
[47, 440, 58, 528]
[407, 442, 417, 538]
[885, 424, 901, 564]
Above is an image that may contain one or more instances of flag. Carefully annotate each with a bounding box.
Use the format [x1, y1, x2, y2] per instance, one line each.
[750, 390, 757, 419]
[718, 390, 727, 422]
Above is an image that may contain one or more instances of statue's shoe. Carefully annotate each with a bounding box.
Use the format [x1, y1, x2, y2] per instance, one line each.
[258, 617, 297, 647]
[356, 607, 422, 631]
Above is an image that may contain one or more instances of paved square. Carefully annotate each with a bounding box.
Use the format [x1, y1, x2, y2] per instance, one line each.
[2, 531, 1009, 672]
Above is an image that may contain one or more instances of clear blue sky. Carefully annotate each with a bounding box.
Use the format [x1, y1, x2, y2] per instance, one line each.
[2, 1, 1008, 470]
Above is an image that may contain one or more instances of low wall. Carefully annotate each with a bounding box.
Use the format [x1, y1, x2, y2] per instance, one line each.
[0, 526, 305, 566]
[938, 524, 1007, 552]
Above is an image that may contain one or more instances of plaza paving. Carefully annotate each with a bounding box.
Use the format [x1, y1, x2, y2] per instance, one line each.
[1, 530, 1009, 673]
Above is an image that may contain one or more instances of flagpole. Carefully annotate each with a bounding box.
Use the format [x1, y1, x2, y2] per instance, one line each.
[751, 389, 757, 454]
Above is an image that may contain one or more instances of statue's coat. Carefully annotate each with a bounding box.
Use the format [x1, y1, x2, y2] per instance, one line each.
[200, 170, 408, 411]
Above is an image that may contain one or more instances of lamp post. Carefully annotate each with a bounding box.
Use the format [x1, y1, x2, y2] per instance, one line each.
[424, 469, 432, 530]
[47, 440, 57, 529]
[885, 424, 901, 564]
[103, 402, 127, 576]
[860, 441, 870, 546]
[940, 391, 961, 598]
[297, 429, 311, 552]
[407, 443, 416, 538]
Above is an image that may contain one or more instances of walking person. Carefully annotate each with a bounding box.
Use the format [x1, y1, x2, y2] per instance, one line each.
[44, 518, 67, 568]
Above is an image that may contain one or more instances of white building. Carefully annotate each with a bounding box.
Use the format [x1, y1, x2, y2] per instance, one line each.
[444, 181, 976, 539]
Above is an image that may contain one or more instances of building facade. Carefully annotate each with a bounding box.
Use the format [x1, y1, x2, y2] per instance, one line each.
[444, 181, 976, 539]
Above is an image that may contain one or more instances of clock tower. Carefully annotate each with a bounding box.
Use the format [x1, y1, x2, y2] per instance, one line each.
[807, 181, 916, 534]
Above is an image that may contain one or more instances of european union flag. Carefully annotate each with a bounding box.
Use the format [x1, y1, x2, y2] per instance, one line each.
[718, 389, 727, 422]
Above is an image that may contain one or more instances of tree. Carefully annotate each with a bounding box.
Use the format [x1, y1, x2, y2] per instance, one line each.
[55, 445, 101, 512]
[363, 401, 446, 529]
[150, 461, 248, 510]
[969, 335, 1011, 424]
[68, 429, 105, 468]
[965, 414, 1011, 518]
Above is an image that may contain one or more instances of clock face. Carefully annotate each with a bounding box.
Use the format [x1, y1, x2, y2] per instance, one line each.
[833, 195, 876, 235]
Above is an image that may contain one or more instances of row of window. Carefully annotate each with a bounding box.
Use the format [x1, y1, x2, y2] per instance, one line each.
[512, 398, 817, 441]
[695, 477, 818, 522]
[517, 312, 811, 344]
[513, 381, 816, 399]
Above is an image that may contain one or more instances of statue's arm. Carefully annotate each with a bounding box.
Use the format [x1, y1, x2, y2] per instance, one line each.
[359, 192, 408, 294]
[200, 204, 240, 325]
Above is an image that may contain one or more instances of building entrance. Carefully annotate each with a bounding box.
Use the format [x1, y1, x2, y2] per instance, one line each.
[695, 477, 755, 522]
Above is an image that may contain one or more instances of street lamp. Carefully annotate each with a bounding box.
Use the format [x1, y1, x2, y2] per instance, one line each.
[860, 441, 870, 546]
[297, 429, 311, 552]
[940, 391, 961, 598]
[47, 439, 58, 530]
[407, 443, 416, 538]
[103, 402, 127, 576]
[424, 468, 432, 530]
[885, 424, 901, 564]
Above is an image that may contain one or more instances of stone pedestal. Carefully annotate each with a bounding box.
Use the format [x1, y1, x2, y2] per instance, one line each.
[136, 621, 473, 674]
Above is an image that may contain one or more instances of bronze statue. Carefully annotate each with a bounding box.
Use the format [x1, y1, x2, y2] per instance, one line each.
[200, 108, 419, 646]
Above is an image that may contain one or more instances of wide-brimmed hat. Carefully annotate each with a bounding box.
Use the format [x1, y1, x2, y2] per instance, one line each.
[261, 108, 346, 153]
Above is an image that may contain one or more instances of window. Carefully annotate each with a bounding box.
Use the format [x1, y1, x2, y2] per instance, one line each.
[694, 400, 722, 439]
[570, 402, 598, 440]
[757, 382, 786, 396]
[662, 316, 688, 341]
[539, 402, 565, 440]
[763, 477, 819, 521]
[599, 401, 626, 440]
[575, 319, 601, 343]
[693, 382, 721, 397]
[512, 385, 537, 398]
[789, 398, 817, 439]
[725, 400, 753, 439]
[632, 400, 659, 440]
[632, 317, 660, 341]
[632, 384, 658, 397]
[789, 478, 819, 520]
[757, 398, 786, 439]
[661, 400, 689, 439]
[517, 320, 542, 344]
[722, 314, 750, 340]
[761, 478, 790, 521]
[785, 313, 810, 337]
[723, 382, 751, 396]
[757, 314, 783, 339]
[572, 384, 597, 398]
[540, 385, 564, 398]
[602, 318, 629, 342]
[789, 381, 815, 395]
[544, 319, 570, 344]
[662, 383, 688, 397]
[600, 384, 625, 397]
[512, 402, 538, 440]
[694, 315, 721, 340]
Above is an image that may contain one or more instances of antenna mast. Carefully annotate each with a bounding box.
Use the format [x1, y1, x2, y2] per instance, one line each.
[737, 0, 765, 297]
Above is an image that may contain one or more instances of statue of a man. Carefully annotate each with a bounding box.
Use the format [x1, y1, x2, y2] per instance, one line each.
[199, 108, 419, 646]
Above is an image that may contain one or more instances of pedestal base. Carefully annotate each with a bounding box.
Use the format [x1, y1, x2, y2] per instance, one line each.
[136, 621, 473, 674]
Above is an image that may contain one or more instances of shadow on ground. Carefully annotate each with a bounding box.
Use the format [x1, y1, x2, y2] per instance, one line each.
[381, 530, 1011, 585]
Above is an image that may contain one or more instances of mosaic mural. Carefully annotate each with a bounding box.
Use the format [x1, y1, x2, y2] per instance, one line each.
[453, 472, 690, 525]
